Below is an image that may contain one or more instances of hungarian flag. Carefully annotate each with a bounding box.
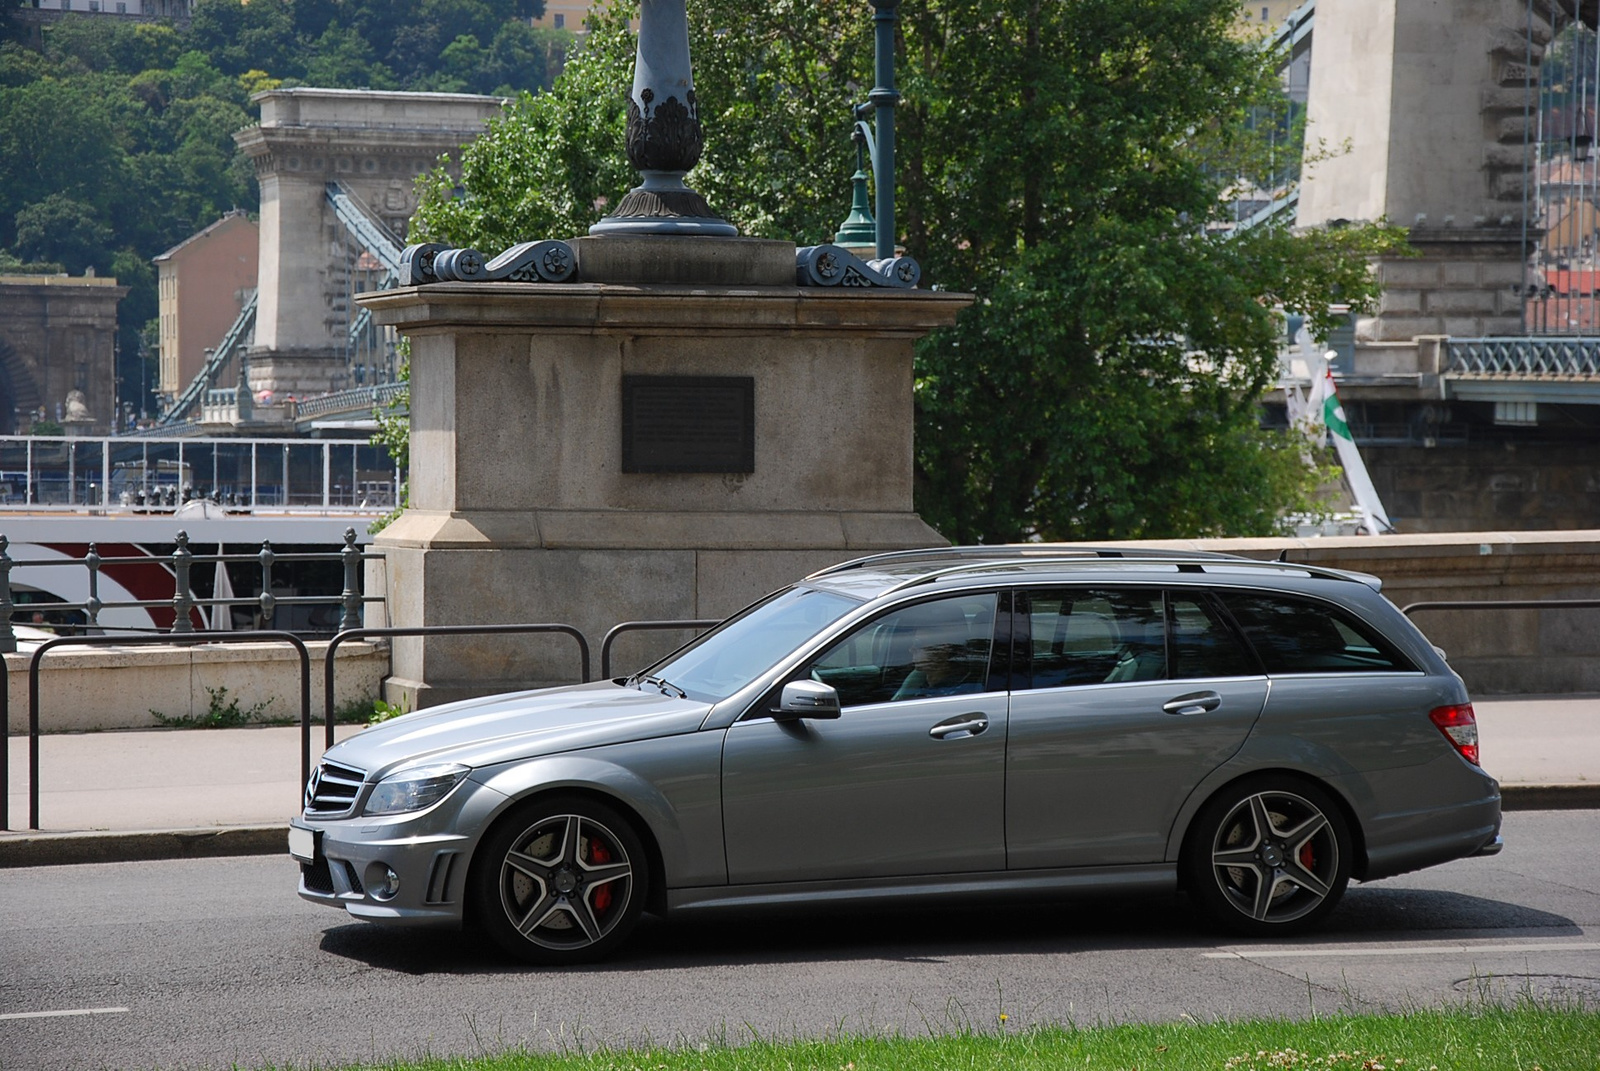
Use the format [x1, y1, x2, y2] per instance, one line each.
[1293, 329, 1393, 535]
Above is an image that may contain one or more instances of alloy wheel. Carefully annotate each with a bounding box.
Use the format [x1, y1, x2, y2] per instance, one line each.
[1208, 789, 1341, 926]
[497, 812, 635, 951]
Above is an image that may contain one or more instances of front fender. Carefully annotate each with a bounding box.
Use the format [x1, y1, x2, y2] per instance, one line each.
[469, 730, 726, 889]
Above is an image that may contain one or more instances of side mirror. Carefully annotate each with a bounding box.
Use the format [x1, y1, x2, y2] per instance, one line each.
[774, 679, 842, 720]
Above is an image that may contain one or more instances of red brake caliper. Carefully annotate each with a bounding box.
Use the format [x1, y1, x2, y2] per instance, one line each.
[1299, 842, 1316, 871]
[589, 838, 614, 914]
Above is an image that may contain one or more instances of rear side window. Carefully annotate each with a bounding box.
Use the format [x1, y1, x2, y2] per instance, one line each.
[1022, 588, 1255, 688]
[1217, 592, 1414, 674]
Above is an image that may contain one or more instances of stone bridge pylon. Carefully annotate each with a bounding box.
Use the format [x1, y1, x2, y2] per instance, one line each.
[234, 88, 503, 399]
[1298, 0, 1599, 364]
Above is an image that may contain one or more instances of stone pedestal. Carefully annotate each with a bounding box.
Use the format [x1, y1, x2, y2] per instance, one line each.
[361, 236, 971, 707]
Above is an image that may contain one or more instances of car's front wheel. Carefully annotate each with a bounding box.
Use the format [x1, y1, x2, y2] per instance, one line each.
[471, 795, 648, 964]
[1183, 775, 1352, 937]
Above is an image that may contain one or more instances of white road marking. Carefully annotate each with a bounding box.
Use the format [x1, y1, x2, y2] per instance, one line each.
[1206, 941, 1600, 960]
[0, 1007, 129, 1022]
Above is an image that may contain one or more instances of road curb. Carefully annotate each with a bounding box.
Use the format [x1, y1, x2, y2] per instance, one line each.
[0, 825, 285, 868]
[1500, 783, 1600, 810]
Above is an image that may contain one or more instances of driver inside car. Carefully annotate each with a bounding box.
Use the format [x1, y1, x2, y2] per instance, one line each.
[892, 614, 984, 700]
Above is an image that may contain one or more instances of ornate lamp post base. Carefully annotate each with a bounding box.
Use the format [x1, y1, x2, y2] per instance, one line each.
[590, 171, 738, 236]
[589, 0, 737, 238]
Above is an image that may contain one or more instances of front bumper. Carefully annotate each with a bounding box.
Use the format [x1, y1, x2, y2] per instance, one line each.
[290, 778, 509, 926]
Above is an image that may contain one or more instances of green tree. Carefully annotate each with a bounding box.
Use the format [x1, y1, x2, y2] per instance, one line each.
[13, 194, 112, 275]
[415, 0, 1400, 541]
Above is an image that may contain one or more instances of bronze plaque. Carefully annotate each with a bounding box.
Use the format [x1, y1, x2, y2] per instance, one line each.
[621, 375, 755, 473]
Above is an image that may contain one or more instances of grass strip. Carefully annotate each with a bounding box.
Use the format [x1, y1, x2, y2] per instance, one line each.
[309, 1004, 1600, 1071]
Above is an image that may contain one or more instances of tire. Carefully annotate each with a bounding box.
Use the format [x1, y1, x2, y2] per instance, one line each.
[1182, 775, 1352, 937]
[470, 795, 649, 965]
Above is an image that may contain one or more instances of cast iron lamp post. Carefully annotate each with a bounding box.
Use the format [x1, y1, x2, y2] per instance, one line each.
[591, 0, 738, 236]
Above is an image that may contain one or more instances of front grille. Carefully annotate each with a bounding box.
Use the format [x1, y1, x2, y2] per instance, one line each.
[302, 857, 335, 894]
[304, 760, 366, 816]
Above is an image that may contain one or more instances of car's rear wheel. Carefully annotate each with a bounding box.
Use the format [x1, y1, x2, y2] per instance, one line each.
[471, 795, 648, 964]
[1183, 775, 1352, 937]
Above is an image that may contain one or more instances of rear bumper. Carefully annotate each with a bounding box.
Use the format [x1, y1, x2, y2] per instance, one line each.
[1471, 834, 1504, 857]
[1334, 756, 1502, 882]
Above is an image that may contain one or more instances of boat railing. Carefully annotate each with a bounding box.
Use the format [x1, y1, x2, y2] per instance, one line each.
[0, 528, 383, 651]
[0, 434, 403, 512]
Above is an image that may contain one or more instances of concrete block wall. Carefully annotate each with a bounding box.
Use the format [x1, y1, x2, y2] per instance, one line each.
[5, 640, 387, 733]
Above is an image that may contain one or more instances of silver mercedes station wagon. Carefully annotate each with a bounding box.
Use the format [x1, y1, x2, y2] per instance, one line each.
[290, 547, 1502, 963]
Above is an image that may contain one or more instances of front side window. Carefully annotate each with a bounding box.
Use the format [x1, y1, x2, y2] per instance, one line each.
[807, 593, 999, 707]
[1216, 591, 1413, 673]
[641, 586, 861, 703]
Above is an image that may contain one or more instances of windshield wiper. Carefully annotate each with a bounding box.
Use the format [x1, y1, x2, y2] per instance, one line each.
[630, 674, 686, 700]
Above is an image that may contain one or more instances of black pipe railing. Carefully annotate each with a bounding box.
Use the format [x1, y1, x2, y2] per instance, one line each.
[599, 619, 720, 680]
[14, 632, 311, 831]
[1401, 598, 1600, 616]
[318, 623, 591, 777]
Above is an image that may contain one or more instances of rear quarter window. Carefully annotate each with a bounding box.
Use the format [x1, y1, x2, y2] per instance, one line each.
[1217, 591, 1415, 674]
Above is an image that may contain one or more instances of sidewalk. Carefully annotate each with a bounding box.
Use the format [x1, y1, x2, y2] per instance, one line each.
[2, 697, 1596, 867]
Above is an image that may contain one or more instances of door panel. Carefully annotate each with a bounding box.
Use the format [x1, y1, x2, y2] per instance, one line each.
[722, 691, 1009, 883]
[1005, 587, 1267, 869]
[1006, 677, 1266, 868]
[721, 591, 1007, 885]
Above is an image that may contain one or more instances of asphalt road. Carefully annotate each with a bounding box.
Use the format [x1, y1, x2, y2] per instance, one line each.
[2, 810, 1597, 1071]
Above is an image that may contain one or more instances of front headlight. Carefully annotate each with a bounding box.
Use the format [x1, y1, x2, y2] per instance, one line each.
[363, 763, 471, 816]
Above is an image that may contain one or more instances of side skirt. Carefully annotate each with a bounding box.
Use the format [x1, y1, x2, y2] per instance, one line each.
[666, 864, 1176, 915]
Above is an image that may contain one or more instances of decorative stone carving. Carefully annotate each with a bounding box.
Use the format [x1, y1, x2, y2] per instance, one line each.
[63, 389, 91, 422]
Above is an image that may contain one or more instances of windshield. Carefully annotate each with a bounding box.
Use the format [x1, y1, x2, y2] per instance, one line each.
[638, 587, 861, 703]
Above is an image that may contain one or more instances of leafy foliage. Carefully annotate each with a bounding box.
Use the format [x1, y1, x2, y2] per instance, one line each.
[0, 1, 574, 415]
[150, 684, 272, 728]
[413, 0, 1404, 541]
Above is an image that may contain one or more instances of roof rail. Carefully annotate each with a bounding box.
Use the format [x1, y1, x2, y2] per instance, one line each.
[805, 547, 1378, 593]
[805, 544, 1253, 580]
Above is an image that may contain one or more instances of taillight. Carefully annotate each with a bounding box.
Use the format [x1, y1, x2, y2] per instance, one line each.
[1429, 703, 1480, 766]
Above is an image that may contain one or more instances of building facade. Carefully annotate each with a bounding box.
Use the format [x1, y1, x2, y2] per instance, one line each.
[153, 211, 258, 403]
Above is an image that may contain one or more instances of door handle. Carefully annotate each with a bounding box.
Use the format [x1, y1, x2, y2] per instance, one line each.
[929, 714, 989, 739]
[1162, 691, 1222, 717]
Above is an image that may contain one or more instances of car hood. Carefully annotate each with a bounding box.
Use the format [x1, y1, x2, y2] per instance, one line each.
[322, 681, 713, 779]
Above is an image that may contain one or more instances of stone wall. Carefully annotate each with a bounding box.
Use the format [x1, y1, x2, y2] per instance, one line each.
[5, 639, 387, 733]
[1365, 443, 1600, 532]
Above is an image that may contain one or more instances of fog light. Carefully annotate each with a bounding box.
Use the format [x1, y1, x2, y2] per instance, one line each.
[366, 863, 401, 901]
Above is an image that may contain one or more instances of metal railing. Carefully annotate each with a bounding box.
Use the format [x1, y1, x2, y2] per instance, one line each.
[294, 382, 406, 420]
[0, 528, 380, 650]
[1401, 598, 1600, 617]
[0, 433, 402, 511]
[1445, 337, 1600, 377]
[318, 623, 592, 771]
[4, 631, 312, 831]
[1, 620, 597, 831]
[598, 619, 720, 680]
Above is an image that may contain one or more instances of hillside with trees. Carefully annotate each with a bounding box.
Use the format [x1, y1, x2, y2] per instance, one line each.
[0, 0, 571, 416]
